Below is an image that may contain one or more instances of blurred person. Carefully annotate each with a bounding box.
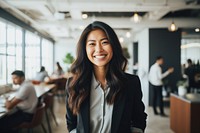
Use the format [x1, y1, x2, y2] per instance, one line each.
[0, 70, 38, 133]
[52, 62, 64, 78]
[149, 56, 174, 117]
[66, 21, 147, 133]
[184, 59, 195, 93]
[34, 66, 50, 82]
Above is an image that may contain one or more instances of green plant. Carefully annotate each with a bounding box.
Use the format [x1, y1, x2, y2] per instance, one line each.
[63, 53, 74, 64]
[176, 78, 188, 87]
[122, 47, 130, 59]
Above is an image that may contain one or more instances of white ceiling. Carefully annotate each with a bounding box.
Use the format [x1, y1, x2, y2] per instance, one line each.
[0, 0, 200, 42]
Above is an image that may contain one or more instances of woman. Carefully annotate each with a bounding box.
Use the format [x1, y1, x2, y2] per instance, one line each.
[66, 21, 147, 133]
[34, 66, 49, 82]
[52, 62, 64, 78]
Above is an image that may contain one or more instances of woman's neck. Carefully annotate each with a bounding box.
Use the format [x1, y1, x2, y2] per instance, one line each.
[94, 66, 107, 89]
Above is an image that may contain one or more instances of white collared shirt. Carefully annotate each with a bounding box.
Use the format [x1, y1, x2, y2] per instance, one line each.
[149, 63, 169, 86]
[90, 74, 113, 133]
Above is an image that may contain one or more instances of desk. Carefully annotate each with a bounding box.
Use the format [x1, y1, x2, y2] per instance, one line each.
[170, 93, 200, 133]
[34, 83, 56, 97]
[0, 83, 56, 118]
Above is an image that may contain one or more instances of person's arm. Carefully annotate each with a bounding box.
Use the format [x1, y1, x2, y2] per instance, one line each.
[5, 97, 22, 110]
[65, 78, 77, 132]
[131, 76, 147, 132]
[156, 66, 174, 80]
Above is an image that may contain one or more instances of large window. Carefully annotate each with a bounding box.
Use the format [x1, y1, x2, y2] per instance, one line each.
[7, 25, 17, 83]
[0, 18, 54, 85]
[0, 21, 7, 84]
[42, 39, 54, 74]
[181, 38, 200, 64]
[15, 28, 23, 70]
[25, 31, 41, 79]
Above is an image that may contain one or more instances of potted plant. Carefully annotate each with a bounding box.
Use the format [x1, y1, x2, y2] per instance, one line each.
[122, 47, 130, 59]
[176, 77, 188, 96]
[63, 53, 74, 72]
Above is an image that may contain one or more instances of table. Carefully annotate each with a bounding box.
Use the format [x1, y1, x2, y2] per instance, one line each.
[34, 83, 56, 97]
[170, 93, 200, 133]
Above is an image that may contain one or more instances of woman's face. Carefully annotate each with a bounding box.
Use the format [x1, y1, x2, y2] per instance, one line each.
[86, 29, 113, 69]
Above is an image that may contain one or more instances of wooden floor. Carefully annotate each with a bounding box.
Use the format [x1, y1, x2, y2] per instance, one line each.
[21, 96, 174, 133]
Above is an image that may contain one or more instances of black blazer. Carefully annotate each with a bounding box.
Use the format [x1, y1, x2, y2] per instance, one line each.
[66, 73, 147, 133]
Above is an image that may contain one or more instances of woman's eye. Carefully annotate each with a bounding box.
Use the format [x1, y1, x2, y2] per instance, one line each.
[88, 43, 95, 46]
[102, 41, 109, 44]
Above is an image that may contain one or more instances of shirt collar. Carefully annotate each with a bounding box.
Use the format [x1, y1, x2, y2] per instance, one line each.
[91, 73, 101, 90]
[91, 73, 109, 90]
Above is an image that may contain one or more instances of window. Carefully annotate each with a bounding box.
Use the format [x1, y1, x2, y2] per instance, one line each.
[0, 21, 6, 84]
[42, 39, 54, 74]
[25, 31, 40, 79]
[0, 18, 54, 85]
[15, 28, 23, 70]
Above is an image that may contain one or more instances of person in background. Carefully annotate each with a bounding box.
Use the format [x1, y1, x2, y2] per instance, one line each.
[0, 70, 38, 133]
[184, 59, 195, 93]
[34, 66, 50, 82]
[66, 21, 147, 133]
[149, 56, 174, 117]
[52, 62, 64, 78]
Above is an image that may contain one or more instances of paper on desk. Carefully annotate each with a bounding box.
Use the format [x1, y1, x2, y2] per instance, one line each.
[0, 106, 7, 113]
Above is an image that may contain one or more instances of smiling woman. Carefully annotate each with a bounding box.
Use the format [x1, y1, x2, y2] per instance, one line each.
[65, 21, 147, 133]
[86, 29, 113, 70]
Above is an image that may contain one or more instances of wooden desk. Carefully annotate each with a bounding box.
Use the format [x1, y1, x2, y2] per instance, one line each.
[170, 93, 200, 133]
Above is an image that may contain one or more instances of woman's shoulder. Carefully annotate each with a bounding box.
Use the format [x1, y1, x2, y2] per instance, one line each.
[124, 73, 139, 81]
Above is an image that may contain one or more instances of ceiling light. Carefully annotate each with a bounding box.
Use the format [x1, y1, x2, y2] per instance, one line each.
[119, 37, 124, 43]
[131, 12, 141, 23]
[126, 32, 131, 38]
[168, 21, 178, 32]
[195, 28, 200, 32]
[54, 12, 65, 20]
[82, 14, 88, 19]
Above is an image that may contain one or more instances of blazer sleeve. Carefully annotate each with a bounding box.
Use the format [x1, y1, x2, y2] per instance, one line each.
[131, 75, 147, 131]
[65, 78, 77, 132]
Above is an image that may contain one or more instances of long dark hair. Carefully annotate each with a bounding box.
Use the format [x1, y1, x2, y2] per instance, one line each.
[68, 21, 128, 115]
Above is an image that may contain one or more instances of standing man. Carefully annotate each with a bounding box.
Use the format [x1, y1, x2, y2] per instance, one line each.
[149, 56, 174, 116]
[0, 70, 38, 133]
[184, 59, 194, 93]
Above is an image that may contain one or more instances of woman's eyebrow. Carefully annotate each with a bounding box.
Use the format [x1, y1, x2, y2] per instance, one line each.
[87, 37, 108, 42]
[100, 38, 108, 41]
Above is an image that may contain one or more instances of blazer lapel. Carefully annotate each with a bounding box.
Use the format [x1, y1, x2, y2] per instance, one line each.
[80, 94, 90, 133]
[111, 90, 126, 133]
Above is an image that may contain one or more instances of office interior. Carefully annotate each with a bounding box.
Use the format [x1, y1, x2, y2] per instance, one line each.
[0, 0, 200, 133]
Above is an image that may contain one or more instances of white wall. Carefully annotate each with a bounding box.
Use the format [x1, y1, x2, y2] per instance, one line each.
[135, 28, 149, 107]
[54, 39, 77, 72]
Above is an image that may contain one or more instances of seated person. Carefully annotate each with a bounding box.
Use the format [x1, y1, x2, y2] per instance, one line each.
[51, 62, 64, 79]
[34, 66, 50, 82]
[0, 70, 38, 133]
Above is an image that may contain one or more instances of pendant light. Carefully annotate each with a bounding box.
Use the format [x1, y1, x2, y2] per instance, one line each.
[131, 12, 141, 23]
[168, 21, 178, 32]
[168, 11, 178, 32]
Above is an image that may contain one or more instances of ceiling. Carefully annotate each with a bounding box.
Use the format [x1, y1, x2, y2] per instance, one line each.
[0, 0, 200, 42]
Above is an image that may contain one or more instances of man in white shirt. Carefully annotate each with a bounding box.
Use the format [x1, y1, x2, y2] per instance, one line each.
[0, 70, 38, 133]
[149, 56, 174, 116]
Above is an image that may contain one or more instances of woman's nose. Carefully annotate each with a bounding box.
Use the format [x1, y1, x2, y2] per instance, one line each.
[95, 44, 103, 52]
